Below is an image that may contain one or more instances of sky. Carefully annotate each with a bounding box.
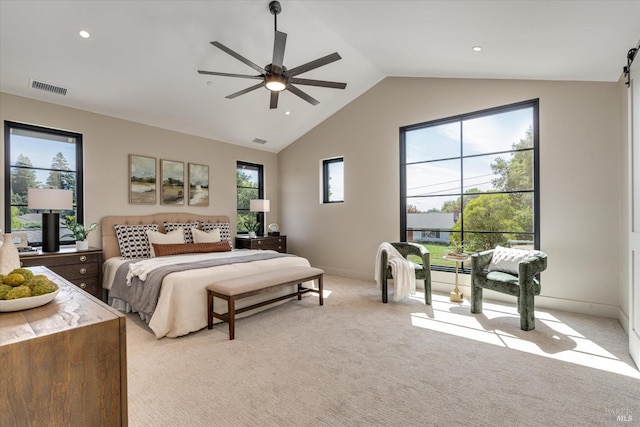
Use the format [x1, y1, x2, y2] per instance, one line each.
[404, 106, 533, 212]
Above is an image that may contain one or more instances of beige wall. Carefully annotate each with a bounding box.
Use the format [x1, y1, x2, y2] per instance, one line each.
[279, 77, 626, 317]
[0, 93, 279, 249]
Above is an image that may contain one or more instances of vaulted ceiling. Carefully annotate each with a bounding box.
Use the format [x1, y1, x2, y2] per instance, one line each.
[1, 1, 638, 152]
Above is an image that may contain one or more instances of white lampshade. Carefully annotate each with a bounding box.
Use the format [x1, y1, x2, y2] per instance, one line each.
[27, 188, 73, 210]
[250, 199, 270, 212]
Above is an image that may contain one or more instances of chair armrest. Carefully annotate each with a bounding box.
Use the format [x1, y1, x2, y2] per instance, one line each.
[391, 242, 430, 267]
[471, 249, 494, 272]
[518, 252, 548, 278]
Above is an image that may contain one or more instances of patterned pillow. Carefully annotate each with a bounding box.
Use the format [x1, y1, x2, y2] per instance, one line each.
[164, 221, 199, 244]
[487, 245, 541, 275]
[200, 222, 232, 248]
[114, 224, 159, 259]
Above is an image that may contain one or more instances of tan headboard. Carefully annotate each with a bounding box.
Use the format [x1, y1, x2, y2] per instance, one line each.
[101, 213, 230, 260]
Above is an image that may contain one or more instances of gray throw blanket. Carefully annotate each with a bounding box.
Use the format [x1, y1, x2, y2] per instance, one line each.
[109, 251, 294, 318]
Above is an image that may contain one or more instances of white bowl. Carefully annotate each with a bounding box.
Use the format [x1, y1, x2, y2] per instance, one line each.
[0, 284, 60, 312]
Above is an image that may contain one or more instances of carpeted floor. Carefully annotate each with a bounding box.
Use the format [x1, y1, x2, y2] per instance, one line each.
[126, 275, 639, 426]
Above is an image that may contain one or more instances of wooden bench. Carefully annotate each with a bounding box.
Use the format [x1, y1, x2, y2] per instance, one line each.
[206, 266, 324, 340]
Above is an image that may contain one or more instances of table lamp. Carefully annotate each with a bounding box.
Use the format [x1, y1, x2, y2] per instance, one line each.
[27, 188, 73, 252]
[250, 199, 270, 236]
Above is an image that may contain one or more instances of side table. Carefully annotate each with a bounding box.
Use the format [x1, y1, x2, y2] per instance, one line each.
[443, 254, 470, 302]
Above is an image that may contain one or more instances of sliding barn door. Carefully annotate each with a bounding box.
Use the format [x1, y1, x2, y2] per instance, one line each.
[629, 60, 640, 369]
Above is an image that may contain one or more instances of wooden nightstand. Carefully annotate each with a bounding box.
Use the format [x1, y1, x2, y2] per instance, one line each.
[19, 247, 103, 299]
[235, 235, 287, 253]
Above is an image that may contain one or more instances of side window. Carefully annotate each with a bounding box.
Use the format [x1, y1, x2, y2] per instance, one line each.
[4, 121, 84, 246]
[322, 157, 344, 203]
[236, 161, 264, 234]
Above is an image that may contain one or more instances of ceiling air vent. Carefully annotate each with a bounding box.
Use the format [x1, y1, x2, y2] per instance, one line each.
[252, 138, 267, 145]
[29, 79, 68, 96]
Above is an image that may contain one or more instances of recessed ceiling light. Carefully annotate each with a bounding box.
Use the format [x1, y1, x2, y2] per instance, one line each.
[78, 29, 91, 39]
[285, 111, 291, 115]
[472, 46, 482, 52]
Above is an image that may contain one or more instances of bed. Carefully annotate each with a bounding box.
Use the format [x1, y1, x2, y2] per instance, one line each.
[101, 213, 311, 338]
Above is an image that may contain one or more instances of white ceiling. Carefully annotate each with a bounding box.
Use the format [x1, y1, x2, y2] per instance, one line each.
[1, 1, 639, 153]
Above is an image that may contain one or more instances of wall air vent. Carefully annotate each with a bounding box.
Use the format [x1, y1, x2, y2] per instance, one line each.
[252, 138, 267, 145]
[29, 79, 68, 96]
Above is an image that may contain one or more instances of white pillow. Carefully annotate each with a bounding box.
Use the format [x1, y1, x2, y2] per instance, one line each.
[192, 227, 221, 243]
[487, 245, 541, 275]
[146, 228, 185, 257]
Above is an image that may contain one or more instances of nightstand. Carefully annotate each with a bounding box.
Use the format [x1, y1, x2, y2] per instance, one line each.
[19, 247, 103, 299]
[235, 235, 287, 253]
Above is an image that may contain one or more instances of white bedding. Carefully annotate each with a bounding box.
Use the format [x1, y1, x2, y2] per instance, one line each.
[103, 249, 311, 338]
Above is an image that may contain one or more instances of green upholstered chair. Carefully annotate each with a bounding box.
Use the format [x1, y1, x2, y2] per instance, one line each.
[379, 242, 431, 304]
[470, 248, 547, 331]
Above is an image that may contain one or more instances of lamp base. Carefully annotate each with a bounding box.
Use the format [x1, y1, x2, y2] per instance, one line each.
[42, 212, 60, 252]
[268, 232, 280, 236]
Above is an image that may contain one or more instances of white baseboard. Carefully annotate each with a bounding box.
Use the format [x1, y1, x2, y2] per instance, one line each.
[319, 269, 624, 320]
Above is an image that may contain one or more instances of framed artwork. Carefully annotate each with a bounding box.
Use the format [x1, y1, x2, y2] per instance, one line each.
[188, 163, 209, 206]
[161, 159, 185, 205]
[129, 154, 156, 204]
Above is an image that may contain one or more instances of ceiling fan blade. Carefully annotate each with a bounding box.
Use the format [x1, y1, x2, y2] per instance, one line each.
[226, 82, 264, 99]
[285, 52, 342, 77]
[198, 70, 263, 80]
[211, 41, 265, 74]
[287, 85, 320, 106]
[270, 91, 279, 109]
[271, 31, 287, 75]
[289, 78, 347, 89]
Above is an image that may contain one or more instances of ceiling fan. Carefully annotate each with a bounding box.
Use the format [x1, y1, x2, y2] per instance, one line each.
[198, 0, 347, 109]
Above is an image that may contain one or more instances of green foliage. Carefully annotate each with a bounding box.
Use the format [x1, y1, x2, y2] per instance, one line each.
[61, 216, 98, 240]
[46, 152, 75, 192]
[451, 194, 520, 251]
[240, 215, 260, 232]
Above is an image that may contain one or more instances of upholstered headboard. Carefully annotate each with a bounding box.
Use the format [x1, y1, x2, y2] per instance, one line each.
[101, 213, 230, 260]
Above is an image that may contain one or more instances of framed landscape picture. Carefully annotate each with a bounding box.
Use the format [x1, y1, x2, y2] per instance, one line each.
[188, 163, 209, 206]
[161, 159, 185, 205]
[129, 154, 156, 204]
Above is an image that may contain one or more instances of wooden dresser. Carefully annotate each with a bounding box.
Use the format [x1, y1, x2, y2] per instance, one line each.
[19, 247, 103, 299]
[235, 235, 287, 253]
[0, 267, 127, 426]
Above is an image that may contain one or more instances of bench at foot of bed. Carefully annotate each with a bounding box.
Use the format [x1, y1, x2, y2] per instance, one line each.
[206, 266, 324, 340]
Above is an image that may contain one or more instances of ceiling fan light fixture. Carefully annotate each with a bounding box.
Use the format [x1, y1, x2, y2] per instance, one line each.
[265, 75, 286, 91]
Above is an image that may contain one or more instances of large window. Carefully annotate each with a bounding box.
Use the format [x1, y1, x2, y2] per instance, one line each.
[236, 161, 264, 235]
[400, 99, 539, 270]
[322, 157, 344, 203]
[4, 121, 84, 246]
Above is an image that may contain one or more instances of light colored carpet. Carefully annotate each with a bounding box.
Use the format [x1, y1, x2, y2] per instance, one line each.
[126, 275, 639, 426]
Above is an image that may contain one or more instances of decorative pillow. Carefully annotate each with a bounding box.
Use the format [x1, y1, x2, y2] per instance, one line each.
[191, 227, 221, 244]
[164, 221, 199, 244]
[114, 224, 159, 259]
[146, 228, 185, 257]
[152, 241, 232, 257]
[487, 245, 541, 275]
[200, 222, 232, 248]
